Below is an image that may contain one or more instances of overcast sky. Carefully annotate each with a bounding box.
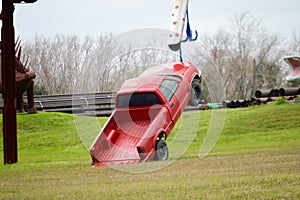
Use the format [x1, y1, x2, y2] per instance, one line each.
[1, 0, 300, 40]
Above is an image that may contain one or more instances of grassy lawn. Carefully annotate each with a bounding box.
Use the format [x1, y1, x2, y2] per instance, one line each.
[0, 103, 299, 199]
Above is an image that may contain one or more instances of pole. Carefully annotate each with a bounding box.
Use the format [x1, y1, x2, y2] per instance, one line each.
[2, 0, 18, 164]
[251, 59, 257, 98]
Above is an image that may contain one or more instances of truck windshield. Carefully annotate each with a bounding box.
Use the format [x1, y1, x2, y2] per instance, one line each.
[116, 92, 162, 108]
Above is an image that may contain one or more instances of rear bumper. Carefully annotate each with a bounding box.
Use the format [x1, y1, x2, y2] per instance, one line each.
[92, 159, 141, 167]
[90, 148, 156, 167]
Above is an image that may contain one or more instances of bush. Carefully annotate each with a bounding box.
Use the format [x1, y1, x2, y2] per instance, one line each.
[293, 96, 300, 100]
[274, 97, 287, 105]
[34, 84, 48, 95]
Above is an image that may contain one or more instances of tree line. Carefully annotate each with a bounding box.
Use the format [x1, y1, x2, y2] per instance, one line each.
[22, 12, 300, 100]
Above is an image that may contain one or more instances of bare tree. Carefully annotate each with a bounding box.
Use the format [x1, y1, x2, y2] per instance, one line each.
[197, 12, 283, 100]
[24, 34, 120, 94]
[23, 34, 178, 94]
[252, 33, 284, 92]
[289, 30, 300, 53]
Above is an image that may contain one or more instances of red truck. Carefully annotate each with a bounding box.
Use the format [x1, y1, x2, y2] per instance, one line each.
[90, 62, 202, 166]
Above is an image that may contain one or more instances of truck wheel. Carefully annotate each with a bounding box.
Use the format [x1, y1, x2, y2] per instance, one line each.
[155, 140, 168, 161]
[188, 80, 202, 106]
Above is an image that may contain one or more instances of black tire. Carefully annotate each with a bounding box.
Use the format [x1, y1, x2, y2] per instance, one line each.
[154, 140, 168, 161]
[188, 80, 202, 106]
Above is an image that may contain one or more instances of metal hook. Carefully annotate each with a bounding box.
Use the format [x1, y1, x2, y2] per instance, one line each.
[181, 9, 198, 42]
[182, 29, 198, 42]
[190, 30, 198, 41]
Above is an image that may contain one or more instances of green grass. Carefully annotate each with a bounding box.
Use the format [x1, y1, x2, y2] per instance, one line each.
[0, 104, 299, 199]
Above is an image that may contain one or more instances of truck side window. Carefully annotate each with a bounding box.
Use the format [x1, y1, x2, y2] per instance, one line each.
[159, 79, 179, 101]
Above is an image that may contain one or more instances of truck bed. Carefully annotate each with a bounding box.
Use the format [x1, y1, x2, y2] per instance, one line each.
[90, 105, 171, 166]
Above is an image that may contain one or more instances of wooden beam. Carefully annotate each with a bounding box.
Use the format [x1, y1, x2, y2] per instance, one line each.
[1, 0, 17, 164]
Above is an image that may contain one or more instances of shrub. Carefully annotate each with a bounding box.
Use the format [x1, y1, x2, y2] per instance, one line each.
[274, 97, 287, 105]
[293, 96, 300, 100]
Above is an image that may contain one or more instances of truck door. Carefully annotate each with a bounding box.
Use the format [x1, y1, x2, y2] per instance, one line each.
[159, 79, 183, 122]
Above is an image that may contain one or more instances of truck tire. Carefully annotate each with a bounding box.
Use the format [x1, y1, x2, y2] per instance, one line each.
[188, 80, 202, 106]
[155, 140, 168, 161]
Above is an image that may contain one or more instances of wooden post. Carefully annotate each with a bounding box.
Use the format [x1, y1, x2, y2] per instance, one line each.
[1, 0, 17, 164]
